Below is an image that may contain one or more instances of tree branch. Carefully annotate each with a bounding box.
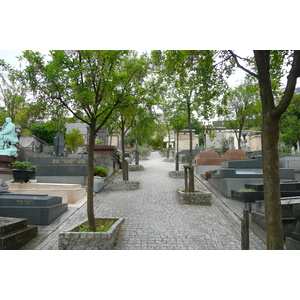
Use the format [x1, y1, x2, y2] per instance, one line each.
[228, 50, 258, 78]
[274, 50, 300, 117]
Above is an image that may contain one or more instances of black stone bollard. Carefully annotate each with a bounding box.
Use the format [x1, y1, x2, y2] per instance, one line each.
[241, 209, 250, 250]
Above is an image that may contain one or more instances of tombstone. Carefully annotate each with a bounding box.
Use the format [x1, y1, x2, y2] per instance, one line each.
[251, 197, 300, 240]
[221, 149, 248, 161]
[0, 193, 68, 225]
[194, 151, 222, 174]
[286, 204, 300, 249]
[209, 156, 296, 198]
[0, 216, 38, 250]
[54, 132, 65, 156]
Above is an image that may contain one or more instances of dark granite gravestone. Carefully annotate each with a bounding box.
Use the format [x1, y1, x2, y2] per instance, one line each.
[251, 197, 300, 239]
[54, 132, 65, 156]
[0, 193, 67, 225]
[25, 155, 88, 185]
[286, 204, 300, 249]
[209, 157, 296, 197]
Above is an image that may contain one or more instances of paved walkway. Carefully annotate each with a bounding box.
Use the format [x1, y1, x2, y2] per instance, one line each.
[25, 151, 265, 250]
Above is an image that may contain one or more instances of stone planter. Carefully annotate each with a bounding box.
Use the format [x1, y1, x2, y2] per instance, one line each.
[163, 158, 174, 162]
[128, 165, 145, 171]
[177, 189, 212, 205]
[169, 171, 185, 179]
[12, 169, 34, 183]
[105, 180, 140, 191]
[205, 172, 211, 180]
[93, 177, 105, 192]
[58, 217, 124, 250]
[231, 190, 261, 203]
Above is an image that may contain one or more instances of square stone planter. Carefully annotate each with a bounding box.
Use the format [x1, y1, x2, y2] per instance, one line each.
[93, 177, 105, 192]
[58, 217, 124, 250]
[105, 180, 140, 191]
[169, 171, 185, 179]
[177, 189, 212, 205]
[128, 165, 145, 171]
[231, 190, 261, 203]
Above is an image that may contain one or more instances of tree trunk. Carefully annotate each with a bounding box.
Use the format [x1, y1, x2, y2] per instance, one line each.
[121, 122, 129, 181]
[262, 112, 284, 249]
[87, 122, 96, 232]
[135, 139, 139, 166]
[167, 128, 170, 159]
[175, 131, 179, 171]
[187, 99, 195, 192]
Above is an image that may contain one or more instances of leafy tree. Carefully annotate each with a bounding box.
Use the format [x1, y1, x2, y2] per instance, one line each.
[65, 128, 85, 153]
[218, 79, 261, 149]
[229, 50, 300, 249]
[153, 50, 230, 192]
[280, 93, 300, 151]
[0, 63, 27, 124]
[169, 104, 188, 171]
[30, 122, 57, 145]
[129, 106, 157, 165]
[107, 52, 151, 180]
[21, 50, 132, 232]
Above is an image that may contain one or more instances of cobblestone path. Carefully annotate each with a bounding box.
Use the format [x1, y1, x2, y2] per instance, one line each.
[34, 151, 265, 250]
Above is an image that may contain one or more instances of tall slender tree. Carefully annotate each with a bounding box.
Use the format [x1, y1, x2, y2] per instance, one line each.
[229, 50, 300, 249]
[21, 50, 131, 232]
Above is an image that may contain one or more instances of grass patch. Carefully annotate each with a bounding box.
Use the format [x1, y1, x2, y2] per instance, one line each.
[74, 219, 116, 232]
[238, 188, 255, 192]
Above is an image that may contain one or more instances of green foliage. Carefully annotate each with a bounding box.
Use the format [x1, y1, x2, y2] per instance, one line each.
[238, 188, 255, 192]
[280, 93, 300, 150]
[76, 220, 115, 232]
[65, 128, 85, 153]
[30, 122, 57, 145]
[220, 136, 234, 154]
[11, 161, 36, 170]
[94, 166, 108, 177]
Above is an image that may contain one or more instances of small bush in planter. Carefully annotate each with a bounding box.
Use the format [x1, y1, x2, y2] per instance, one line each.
[11, 161, 37, 182]
[11, 161, 35, 170]
[94, 166, 108, 177]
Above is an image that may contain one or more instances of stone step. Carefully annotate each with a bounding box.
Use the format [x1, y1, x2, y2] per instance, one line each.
[0, 217, 38, 250]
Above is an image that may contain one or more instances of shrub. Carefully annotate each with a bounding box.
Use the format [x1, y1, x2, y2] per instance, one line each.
[94, 166, 108, 177]
[11, 161, 35, 170]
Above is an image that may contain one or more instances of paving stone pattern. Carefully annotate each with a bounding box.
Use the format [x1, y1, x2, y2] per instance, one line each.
[33, 151, 265, 250]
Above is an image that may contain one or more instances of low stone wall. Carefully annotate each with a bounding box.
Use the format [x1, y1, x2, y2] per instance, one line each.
[105, 180, 140, 191]
[94, 153, 119, 177]
[177, 189, 212, 205]
[58, 217, 124, 250]
[169, 171, 185, 179]
[129, 165, 145, 171]
[163, 158, 174, 162]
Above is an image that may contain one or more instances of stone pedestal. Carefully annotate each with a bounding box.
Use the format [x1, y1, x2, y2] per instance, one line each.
[0, 155, 18, 175]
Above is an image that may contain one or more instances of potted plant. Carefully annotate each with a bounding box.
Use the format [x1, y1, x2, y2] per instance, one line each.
[93, 166, 108, 192]
[205, 170, 211, 180]
[11, 161, 37, 183]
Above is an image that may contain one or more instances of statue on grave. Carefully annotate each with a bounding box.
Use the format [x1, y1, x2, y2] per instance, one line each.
[0, 117, 19, 157]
